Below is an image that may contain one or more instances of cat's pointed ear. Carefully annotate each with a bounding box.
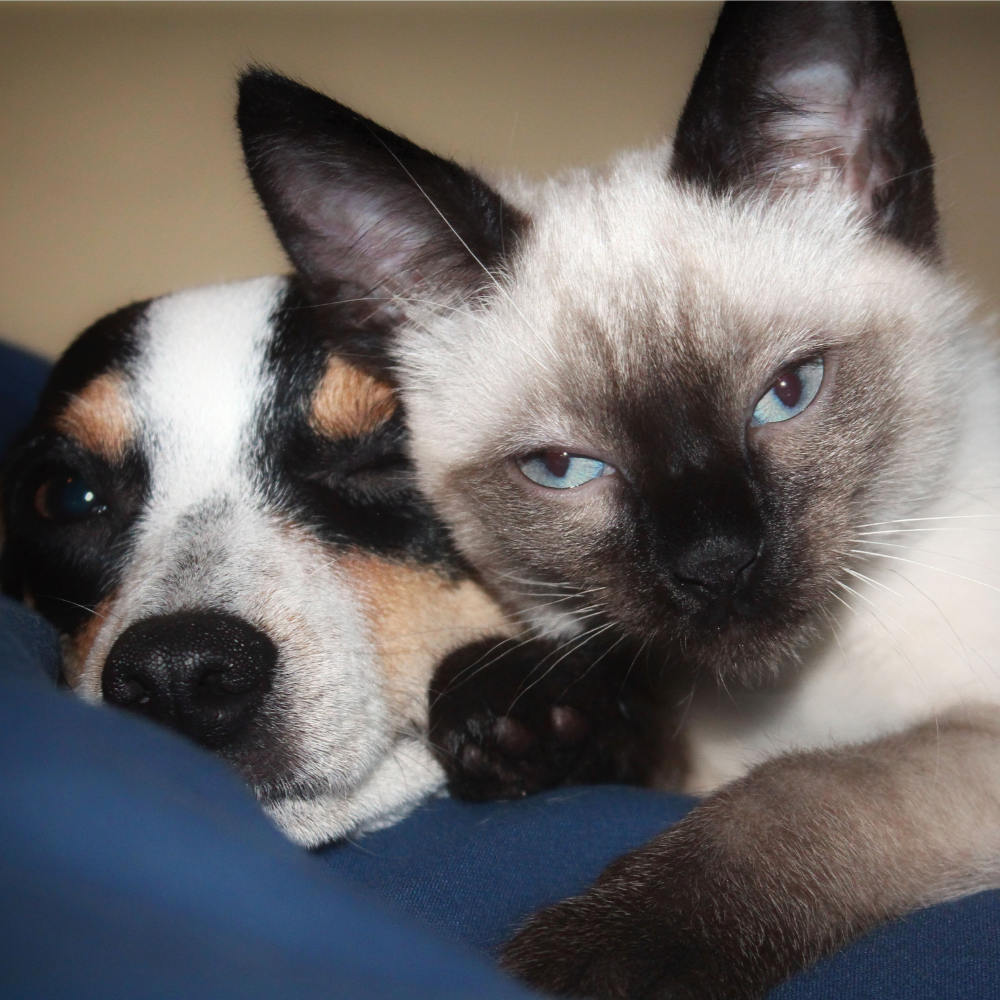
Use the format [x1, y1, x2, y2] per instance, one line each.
[670, 1, 938, 257]
[237, 68, 525, 315]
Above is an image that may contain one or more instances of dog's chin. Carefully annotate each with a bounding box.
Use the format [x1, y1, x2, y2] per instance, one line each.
[260, 737, 447, 848]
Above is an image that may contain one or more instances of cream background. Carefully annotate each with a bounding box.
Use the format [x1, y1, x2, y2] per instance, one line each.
[0, 1, 997, 359]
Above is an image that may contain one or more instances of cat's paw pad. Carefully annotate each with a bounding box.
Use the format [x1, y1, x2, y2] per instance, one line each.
[550, 704, 590, 744]
[429, 634, 660, 801]
[434, 702, 577, 800]
[428, 636, 621, 800]
[493, 714, 537, 757]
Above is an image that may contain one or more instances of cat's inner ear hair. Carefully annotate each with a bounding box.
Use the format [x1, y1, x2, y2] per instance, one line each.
[237, 67, 526, 319]
[670, 1, 938, 258]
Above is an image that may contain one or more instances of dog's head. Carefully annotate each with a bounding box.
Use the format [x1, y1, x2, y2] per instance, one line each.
[1, 275, 509, 846]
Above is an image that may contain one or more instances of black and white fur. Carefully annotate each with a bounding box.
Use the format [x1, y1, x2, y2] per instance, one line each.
[235, 3, 1000, 996]
[1, 276, 521, 847]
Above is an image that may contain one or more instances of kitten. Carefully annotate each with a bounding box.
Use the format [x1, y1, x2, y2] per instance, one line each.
[238, 2, 1000, 996]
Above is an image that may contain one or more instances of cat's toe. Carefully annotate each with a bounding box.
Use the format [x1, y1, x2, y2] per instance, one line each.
[458, 741, 494, 777]
[494, 714, 537, 758]
[550, 704, 590, 744]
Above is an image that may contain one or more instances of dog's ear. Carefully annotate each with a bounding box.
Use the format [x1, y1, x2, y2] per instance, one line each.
[670, 1, 937, 257]
[238, 68, 525, 320]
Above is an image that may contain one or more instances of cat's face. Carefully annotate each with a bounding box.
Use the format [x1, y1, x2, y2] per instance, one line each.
[238, 3, 973, 682]
[401, 171, 966, 678]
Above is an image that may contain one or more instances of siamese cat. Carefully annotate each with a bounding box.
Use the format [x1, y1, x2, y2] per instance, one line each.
[238, 2, 1000, 997]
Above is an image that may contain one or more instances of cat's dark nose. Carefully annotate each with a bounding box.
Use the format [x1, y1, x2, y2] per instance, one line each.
[670, 537, 759, 603]
[102, 612, 276, 748]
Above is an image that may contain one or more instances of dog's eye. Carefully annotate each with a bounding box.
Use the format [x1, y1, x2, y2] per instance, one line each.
[751, 357, 824, 427]
[516, 451, 615, 489]
[34, 473, 108, 523]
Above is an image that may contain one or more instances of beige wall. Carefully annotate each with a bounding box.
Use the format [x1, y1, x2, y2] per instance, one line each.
[0, 1, 997, 359]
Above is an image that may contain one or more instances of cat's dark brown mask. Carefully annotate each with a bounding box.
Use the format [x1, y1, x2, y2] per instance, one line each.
[237, 3, 971, 683]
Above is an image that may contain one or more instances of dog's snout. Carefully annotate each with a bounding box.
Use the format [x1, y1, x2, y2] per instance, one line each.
[102, 612, 276, 749]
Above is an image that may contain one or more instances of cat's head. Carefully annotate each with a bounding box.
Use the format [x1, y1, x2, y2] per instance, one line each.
[238, 2, 973, 682]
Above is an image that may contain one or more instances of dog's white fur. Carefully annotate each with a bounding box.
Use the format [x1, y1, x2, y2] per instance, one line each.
[69, 276, 490, 847]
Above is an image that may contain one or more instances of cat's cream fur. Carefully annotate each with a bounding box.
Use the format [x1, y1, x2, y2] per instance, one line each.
[237, 3, 1000, 992]
[400, 150, 1000, 793]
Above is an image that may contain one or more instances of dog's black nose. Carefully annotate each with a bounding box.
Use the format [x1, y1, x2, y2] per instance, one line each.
[102, 612, 276, 749]
[670, 537, 759, 601]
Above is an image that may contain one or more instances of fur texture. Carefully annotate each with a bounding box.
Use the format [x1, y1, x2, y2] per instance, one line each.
[1, 276, 515, 847]
[230, 6, 1000, 990]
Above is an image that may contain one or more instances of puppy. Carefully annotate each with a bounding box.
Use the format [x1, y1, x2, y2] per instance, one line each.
[1, 275, 513, 847]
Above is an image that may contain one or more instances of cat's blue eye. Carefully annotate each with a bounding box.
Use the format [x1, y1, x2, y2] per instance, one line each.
[516, 451, 614, 489]
[751, 357, 825, 427]
[34, 473, 108, 523]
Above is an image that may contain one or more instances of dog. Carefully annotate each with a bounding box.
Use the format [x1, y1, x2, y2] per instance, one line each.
[1, 275, 517, 847]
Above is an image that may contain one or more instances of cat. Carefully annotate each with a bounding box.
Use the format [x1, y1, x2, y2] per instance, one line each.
[237, 2, 1000, 996]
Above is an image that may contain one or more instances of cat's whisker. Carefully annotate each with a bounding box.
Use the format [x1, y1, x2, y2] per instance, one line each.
[427, 632, 557, 706]
[552, 631, 629, 703]
[46, 596, 109, 621]
[508, 622, 618, 709]
[829, 587, 905, 662]
[836, 579, 986, 706]
[857, 528, 1000, 536]
[882, 566, 1000, 686]
[490, 571, 607, 593]
[841, 567, 984, 677]
[851, 543, 1000, 584]
[670, 682, 698, 742]
[855, 514, 1000, 529]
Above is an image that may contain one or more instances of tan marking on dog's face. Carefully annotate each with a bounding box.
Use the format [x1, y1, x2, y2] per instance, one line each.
[54, 372, 134, 459]
[62, 592, 117, 689]
[310, 358, 397, 439]
[340, 555, 515, 722]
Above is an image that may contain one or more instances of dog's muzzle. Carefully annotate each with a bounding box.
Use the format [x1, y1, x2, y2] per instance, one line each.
[102, 612, 276, 748]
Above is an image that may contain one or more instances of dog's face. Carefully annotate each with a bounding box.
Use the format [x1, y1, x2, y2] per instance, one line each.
[1, 275, 508, 846]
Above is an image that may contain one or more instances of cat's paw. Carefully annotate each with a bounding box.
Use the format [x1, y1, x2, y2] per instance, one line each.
[500, 816, 777, 1000]
[501, 886, 676, 1000]
[501, 882, 748, 1000]
[429, 636, 657, 801]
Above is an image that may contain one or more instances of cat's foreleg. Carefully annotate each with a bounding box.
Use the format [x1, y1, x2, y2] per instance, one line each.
[501, 705, 1000, 1000]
